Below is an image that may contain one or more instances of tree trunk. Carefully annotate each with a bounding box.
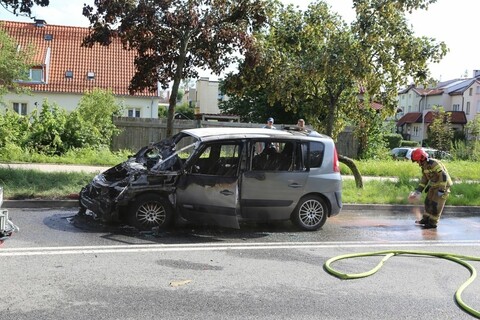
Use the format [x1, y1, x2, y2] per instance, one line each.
[166, 34, 190, 138]
[338, 154, 363, 188]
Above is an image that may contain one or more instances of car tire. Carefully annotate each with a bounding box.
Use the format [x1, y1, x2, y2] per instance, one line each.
[292, 195, 328, 231]
[129, 194, 174, 231]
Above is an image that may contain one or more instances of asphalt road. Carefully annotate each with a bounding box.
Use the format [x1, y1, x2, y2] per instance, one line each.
[1, 207, 479, 319]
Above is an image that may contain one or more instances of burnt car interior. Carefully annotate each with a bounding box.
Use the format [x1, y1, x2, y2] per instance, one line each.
[251, 141, 306, 171]
[191, 142, 241, 177]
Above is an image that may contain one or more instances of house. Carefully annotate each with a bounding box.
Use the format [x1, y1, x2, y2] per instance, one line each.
[0, 20, 159, 118]
[396, 71, 480, 142]
[186, 77, 238, 122]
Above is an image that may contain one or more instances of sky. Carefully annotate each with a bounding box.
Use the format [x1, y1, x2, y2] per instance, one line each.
[1, 0, 478, 82]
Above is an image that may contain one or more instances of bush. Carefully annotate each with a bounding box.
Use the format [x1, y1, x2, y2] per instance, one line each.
[27, 100, 68, 155]
[383, 133, 403, 149]
[400, 140, 419, 147]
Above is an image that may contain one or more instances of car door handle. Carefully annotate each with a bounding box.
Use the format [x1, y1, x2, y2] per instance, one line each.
[220, 190, 234, 196]
[288, 183, 302, 188]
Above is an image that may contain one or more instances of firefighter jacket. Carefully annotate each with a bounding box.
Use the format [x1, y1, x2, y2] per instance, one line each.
[415, 158, 452, 193]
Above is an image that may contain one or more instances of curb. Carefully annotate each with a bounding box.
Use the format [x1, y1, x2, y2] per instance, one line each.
[3, 200, 480, 215]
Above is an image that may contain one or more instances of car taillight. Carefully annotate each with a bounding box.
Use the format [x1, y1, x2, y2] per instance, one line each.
[333, 147, 340, 173]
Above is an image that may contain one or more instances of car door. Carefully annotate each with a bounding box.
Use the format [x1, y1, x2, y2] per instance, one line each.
[240, 140, 309, 221]
[175, 141, 242, 229]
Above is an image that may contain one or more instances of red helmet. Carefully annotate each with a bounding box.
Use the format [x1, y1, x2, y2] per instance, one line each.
[411, 148, 428, 162]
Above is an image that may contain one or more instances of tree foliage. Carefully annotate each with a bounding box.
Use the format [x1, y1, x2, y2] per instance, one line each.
[0, 27, 32, 97]
[0, 90, 122, 155]
[465, 114, 480, 140]
[82, 0, 269, 137]
[223, 0, 447, 142]
[427, 106, 453, 151]
[66, 88, 123, 149]
[0, 109, 30, 147]
[218, 84, 301, 124]
[0, 0, 48, 16]
[28, 100, 68, 155]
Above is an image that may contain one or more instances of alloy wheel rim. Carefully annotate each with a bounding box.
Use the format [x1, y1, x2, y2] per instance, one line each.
[137, 202, 166, 225]
[299, 199, 323, 226]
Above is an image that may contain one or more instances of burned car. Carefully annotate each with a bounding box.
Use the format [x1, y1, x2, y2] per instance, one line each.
[79, 127, 342, 231]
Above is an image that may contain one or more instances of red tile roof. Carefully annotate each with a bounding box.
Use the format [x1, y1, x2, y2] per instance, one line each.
[396, 112, 422, 126]
[1, 20, 157, 97]
[424, 111, 467, 124]
[397, 111, 467, 126]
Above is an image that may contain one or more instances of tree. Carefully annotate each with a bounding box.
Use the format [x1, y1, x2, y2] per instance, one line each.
[427, 106, 453, 151]
[224, 0, 447, 140]
[465, 114, 480, 140]
[0, 0, 48, 16]
[0, 27, 32, 97]
[82, 0, 268, 137]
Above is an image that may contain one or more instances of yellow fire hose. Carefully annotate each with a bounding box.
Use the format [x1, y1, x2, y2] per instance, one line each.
[324, 250, 480, 318]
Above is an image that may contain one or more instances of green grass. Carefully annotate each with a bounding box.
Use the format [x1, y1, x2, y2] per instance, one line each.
[0, 152, 479, 206]
[341, 159, 480, 182]
[0, 168, 92, 199]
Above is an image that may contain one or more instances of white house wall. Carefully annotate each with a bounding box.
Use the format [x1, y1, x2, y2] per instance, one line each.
[195, 78, 220, 114]
[1, 92, 159, 118]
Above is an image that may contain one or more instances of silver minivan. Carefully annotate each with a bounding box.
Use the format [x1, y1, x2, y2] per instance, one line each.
[79, 127, 342, 231]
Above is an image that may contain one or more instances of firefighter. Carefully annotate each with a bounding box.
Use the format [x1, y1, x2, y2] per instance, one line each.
[408, 148, 452, 229]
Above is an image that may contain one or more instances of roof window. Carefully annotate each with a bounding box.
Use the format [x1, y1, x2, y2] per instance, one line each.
[44, 34, 53, 41]
[35, 19, 46, 27]
[87, 72, 95, 80]
[65, 70, 74, 79]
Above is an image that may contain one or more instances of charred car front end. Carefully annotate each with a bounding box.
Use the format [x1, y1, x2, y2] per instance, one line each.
[79, 133, 196, 230]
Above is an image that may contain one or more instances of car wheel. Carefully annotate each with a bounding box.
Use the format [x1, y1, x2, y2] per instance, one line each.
[292, 195, 328, 231]
[129, 194, 173, 231]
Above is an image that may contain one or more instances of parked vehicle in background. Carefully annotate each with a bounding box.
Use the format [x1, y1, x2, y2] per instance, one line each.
[406, 148, 452, 160]
[79, 127, 343, 231]
[390, 147, 413, 160]
[0, 187, 19, 245]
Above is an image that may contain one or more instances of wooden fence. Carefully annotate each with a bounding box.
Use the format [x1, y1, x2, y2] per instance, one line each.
[112, 117, 359, 158]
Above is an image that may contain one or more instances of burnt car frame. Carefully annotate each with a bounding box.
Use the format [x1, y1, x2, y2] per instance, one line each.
[79, 127, 343, 231]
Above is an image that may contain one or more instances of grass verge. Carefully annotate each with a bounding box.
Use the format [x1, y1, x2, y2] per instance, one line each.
[1, 167, 479, 206]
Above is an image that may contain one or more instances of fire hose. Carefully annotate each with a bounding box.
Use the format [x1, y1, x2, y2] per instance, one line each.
[324, 250, 480, 318]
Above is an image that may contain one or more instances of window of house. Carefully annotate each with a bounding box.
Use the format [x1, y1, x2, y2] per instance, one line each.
[469, 88, 473, 96]
[13, 102, 27, 115]
[452, 104, 460, 111]
[466, 102, 470, 115]
[413, 126, 419, 137]
[477, 101, 480, 113]
[476, 86, 480, 94]
[30, 67, 43, 82]
[127, 108, 141, 118]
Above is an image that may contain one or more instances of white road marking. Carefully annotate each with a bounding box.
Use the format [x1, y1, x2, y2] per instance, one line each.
[1, 240, 479, 257]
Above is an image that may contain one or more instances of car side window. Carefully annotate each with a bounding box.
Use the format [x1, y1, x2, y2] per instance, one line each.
[251, 140, 300, 171]
[193, 142, 241, 176]
[309, 141, 324, 168]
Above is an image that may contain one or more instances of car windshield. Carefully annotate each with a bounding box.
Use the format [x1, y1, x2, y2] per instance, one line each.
[149, 132, 198, 171]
